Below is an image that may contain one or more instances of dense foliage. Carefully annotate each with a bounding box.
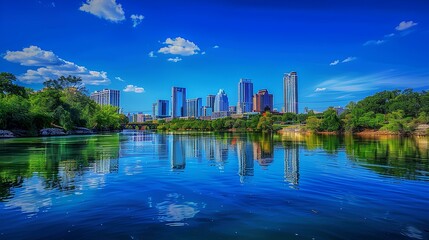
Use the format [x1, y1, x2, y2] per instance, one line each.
[0, 73, 127, 132]
[305, 89, 429, 134]
[156, 112, 282, 133]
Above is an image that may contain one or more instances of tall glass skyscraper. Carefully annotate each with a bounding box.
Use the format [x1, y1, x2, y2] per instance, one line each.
[206, 94, 216, 111]
[171, 87, 187, 118]
[152, 100, 169, 119]
[214, 89, 229, 112]
[186, 98, 202, 118]
[90, 89, 120, 108]
[237, 79, 253, 114]
[283, 72, 298, 114]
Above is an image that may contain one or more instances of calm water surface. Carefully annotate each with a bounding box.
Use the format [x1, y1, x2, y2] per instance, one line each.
[0, 131, 428, 239]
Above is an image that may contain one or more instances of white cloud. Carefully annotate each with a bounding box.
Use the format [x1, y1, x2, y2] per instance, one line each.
[148, 51, 156, 58]
[4, 46, 110, 85]
[79, 0, 125, 22]
[363, 40, 385, 46]
[385, 33, 395, 38]
[315, 71, 429, 93]
[4, 45, 62, 66]
[123, 85, 144, 93]
[158, 37, 200, 56]
[201, 51, 206, 55]
[395, 21, 417, 31]
[342, 57, 356, 63]
[167, 57, 182, 63]
[329, 60, 339, 66]
[115, 76, 124, 82]
[130, 14, 144, 27]
[315, 87, 327, 92]
[213, 45, 219, 49]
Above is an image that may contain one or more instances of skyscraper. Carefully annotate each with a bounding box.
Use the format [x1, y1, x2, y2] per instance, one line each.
[237, 79, 253, 114]
[283, 72, 298, 114]
[253, 89, 273, 112]
[214, 89, 229, 112]
[90, 89, 120, 108]
[206, 94, 216, 111]
[152, 100, 169, 119]
[186, 98, 202, 118]
[171, 87, 187, 118]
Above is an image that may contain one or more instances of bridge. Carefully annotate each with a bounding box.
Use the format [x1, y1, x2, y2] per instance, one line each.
[123, 122, 158, 130]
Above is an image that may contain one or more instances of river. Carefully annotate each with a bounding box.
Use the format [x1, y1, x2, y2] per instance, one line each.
[0, 131, 428, 239]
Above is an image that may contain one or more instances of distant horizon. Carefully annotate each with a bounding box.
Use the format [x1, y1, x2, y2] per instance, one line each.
[1, 0, 428, 114]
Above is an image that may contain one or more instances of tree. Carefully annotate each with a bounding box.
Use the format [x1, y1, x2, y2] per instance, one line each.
[0, 72, 27, 97]
[320, 108, 341, 132]
[306, 116, 321, 131]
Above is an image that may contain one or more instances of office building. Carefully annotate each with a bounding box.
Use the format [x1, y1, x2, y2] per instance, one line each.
[186, 98, 202, 118]
[229, 106, 237, 114]
[171, 87, 187, 118]
[152, 100, 169, 119]
[207, 94, 216, 111]
[90, 89, 120, 108]
[253, 89, 273, 112]
[283, 72, 298, 114]
[214, 89, 229, 112]
[202, 106, 213, 117]
[237, 79, 253, 114]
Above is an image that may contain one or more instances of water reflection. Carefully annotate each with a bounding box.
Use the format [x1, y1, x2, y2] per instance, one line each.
[170, 135, 186, 170]
[284, 142, 299, 187]
[237, 140, 254, 183]
[0, 135, 120, 202]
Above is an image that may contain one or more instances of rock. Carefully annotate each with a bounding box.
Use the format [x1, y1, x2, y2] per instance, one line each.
[0, 130, 15, 138]
[39, 128, 66, 136]
[67, 127, 93, 135]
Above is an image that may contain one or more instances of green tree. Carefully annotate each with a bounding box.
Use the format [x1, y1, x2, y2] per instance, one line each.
[320, 108, 341, 132]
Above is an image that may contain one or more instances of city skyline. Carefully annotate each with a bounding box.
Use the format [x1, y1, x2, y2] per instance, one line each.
[1, 0, 428, 114]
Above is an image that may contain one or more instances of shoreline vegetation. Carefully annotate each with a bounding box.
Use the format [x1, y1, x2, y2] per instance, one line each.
[1, 73, 429, 138]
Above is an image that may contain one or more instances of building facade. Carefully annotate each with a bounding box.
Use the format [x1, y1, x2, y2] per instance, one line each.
[171, 87, 187, 118]
[228, 106, 237, 114]
[283, 72, 298, 114]
[237, 79, 254, 114]
[202, 106, 213, 117]
[186, 98, 202, 118]
[214, 89, 229, 112]
[90, 89, 120, 108]
[152, 100, 170, 119]
[206, 94, 216, 111]
[253, 89, 273, 112]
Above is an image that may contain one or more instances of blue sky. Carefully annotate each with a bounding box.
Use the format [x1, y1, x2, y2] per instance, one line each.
[1, 0, 428, 113]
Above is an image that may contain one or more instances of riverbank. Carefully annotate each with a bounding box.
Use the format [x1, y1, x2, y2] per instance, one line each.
[0, 127, 98, 138]
[278, 124, 429, 136]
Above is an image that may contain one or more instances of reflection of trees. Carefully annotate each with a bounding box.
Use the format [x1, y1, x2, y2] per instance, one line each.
[0, 134, 120, 200]
[345, 135, 429, 180]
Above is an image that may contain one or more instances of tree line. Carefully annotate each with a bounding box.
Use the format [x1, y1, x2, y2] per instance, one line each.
[0, 73, 127, 134]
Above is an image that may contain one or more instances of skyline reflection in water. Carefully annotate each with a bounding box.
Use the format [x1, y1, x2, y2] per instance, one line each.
[0, 131, 428, 240]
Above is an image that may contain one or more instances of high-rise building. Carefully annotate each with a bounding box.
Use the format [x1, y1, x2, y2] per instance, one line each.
[206, 94, 216, 111]
[229, 106, 237, 113]
[152, 100, 170, 119]
[214, 89, 229, 112]
[186, 98, 202, 118]
[202, 106, 213, 117]
[283, 72, 298, 114]
[90, 89, 120, 108]
[237, 79, 253, 114]
[253, 89, 273, 112]
[171, 87, 187, 118]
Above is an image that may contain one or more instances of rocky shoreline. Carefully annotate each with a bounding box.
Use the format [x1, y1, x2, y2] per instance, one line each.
[0, 127, 94, 138]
